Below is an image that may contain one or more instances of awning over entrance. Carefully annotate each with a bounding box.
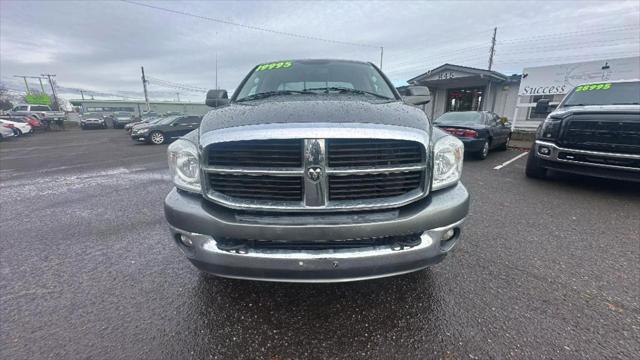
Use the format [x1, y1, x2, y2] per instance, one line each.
[408, 63, 508, 86]
[406, 64, 516, 119]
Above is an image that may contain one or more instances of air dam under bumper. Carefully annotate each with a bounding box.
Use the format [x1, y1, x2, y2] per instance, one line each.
[164, 183, 469, 282]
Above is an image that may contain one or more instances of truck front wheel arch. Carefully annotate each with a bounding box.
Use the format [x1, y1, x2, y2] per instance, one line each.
[525, 145, 548, 179]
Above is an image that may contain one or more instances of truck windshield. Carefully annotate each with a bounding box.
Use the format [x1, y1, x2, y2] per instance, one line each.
[561, 81, 640, 107]
[235, 60, 396, 101]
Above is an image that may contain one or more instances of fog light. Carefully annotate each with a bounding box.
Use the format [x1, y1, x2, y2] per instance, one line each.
[179, 234, 193, 247]
[538, 146, 551, 155]
[442, 228, 456, 242]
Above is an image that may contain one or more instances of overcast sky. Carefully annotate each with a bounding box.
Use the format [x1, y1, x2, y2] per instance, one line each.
[1, 0, 639, 102]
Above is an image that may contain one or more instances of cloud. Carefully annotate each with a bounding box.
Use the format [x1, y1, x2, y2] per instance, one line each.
[1, 0, 638, 102]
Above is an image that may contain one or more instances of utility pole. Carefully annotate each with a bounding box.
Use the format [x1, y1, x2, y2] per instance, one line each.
[14, 76, 32, 93]
[176, 92, 180, 102]
[37, 78, 46, 93]
[215, 32, 219, 90]
[141, 66, 150, 112]
[80, 90, 85, 100]
[41, 73, 60, 110]
[488, 27, 497, 71]
[14, 75, 48, 94]
[380, 46, 384, 69]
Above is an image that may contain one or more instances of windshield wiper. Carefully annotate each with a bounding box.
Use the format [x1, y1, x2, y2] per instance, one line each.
[236, 90, 315, 102]
[612, 102, 640, 105]
[305, 87, 393, 100]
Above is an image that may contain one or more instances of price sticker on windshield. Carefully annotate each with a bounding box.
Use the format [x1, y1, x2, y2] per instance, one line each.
[575, 83, 612, 92]
[256, 61, 293, 72]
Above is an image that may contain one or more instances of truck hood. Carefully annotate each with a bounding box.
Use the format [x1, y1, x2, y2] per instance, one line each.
[199, 97, 430, 134]
[551, 104, 640, 118]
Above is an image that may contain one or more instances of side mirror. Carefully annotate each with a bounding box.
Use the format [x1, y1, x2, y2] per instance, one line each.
[403, 86, 431, 106]
[206, 89, 230, 107]
[534, 99, 550, 114]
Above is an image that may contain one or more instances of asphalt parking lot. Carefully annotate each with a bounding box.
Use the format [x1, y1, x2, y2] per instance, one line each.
[1, 129, 638, 359]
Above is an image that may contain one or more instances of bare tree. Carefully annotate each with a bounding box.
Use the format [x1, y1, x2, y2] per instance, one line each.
[0, 82, 14, 111]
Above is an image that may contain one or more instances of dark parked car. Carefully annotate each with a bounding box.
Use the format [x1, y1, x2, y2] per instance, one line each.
[126, 116, 162, 133]
[111, 112, 134, 129]
[434, 111, 511, 159]
[130, 115, 202, 144]
[80, 112, 108, 129]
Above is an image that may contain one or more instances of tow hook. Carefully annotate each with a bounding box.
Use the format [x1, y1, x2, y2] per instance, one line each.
[391, 236, 421, 251]
[216, 239, 248, 254]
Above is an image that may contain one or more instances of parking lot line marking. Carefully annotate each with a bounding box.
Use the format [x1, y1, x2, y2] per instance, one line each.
[494, 152, 529, 170]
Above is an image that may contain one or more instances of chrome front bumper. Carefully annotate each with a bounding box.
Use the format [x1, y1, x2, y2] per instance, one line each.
[535, 140, 640, 173]
[164, 183, 470, 282]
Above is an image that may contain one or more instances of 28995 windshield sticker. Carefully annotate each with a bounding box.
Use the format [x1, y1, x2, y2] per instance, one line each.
[256, 61, 293, 71]
[575, 83, 612, 92]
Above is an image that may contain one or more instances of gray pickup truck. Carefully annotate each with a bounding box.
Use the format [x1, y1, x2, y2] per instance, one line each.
[526, 79, 640, 182]
[10, 104, 65, 123]
[164, 59, 470, 282]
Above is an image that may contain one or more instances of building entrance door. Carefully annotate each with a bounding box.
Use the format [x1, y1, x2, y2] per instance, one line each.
[446, 87, 484, 112]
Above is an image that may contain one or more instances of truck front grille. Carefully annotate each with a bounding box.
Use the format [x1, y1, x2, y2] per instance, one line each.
[327, 139, 423, 167]
[216, 233, 423, 250]
[203, 137, 428, 211]
[328, 171, 423, 200]
[209, 173, 303, 201]
[561, 118, 640, 154]
[208, 139, 302, 167]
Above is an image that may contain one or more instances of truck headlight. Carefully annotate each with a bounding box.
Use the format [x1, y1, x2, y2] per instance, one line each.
[432, 135, 464, 191]
[539, 116, 562, 140]
[168, 139, 201, 193]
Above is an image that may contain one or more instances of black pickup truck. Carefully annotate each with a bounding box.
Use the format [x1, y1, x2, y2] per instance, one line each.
[526, 80, 640, 182]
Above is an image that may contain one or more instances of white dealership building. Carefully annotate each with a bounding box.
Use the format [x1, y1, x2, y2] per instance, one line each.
[406, 56, 639, 129]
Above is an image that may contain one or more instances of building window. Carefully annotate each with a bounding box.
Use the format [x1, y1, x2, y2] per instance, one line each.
[446, 87, 484, 112]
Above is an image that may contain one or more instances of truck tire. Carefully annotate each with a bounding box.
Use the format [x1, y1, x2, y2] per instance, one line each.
[525, 145, 548, 179]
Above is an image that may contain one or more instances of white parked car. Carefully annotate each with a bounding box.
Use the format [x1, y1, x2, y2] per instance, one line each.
[0, 119, 33, 136]
[0, 125, 14, 140]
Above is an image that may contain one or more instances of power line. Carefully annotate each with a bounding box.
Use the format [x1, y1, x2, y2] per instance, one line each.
[120, 0, 385, 67]
[390, 44, 489, 68]
[146, 77, 208, 93]
[389, 10, 635, 59]
[120, 0, 380, 49]
[499, 25, 640, 44]
[494, 50, 637, 64]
